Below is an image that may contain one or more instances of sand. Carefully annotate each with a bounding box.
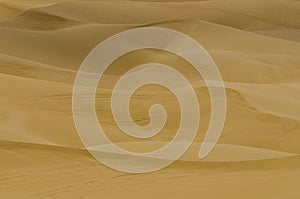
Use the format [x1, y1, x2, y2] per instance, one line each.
[0, 0, 300, 198]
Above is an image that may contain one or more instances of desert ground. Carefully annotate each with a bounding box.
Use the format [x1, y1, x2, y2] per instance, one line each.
[0, 0, 300, 198]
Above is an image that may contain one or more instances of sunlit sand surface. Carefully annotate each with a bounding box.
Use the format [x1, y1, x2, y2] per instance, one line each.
[0, 0, 300, 198]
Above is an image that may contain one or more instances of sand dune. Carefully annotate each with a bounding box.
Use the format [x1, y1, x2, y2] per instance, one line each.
[0, 0, 300, 198]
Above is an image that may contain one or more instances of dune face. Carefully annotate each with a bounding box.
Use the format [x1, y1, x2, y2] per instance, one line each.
[1, 0, 300, 198]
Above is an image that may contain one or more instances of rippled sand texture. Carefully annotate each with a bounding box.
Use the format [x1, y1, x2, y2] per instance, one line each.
[1, 0, 300, 198]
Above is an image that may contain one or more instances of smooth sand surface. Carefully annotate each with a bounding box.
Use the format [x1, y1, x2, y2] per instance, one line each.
[0, 0, 300, 198]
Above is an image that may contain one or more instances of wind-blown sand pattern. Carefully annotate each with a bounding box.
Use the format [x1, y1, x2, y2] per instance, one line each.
[0, 0, 300, 198]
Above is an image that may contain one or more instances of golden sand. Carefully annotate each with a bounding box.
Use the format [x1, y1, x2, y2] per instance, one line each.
[0, 0, 300, 198]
